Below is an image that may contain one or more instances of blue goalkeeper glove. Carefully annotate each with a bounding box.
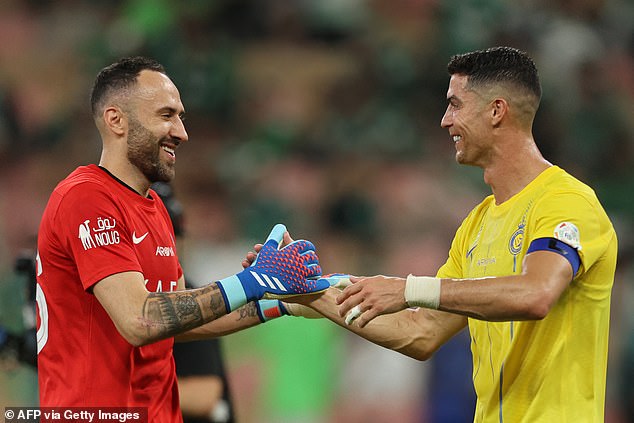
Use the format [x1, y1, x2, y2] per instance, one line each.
[216, 224, 326, 313]
[317, 273, 352, 289]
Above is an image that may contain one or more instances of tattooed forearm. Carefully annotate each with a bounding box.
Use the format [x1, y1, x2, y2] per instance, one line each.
[142, 291, 204, 338]
[141, 283, 228, 340]
[209, 284, 228, 318]
[238, 302, 259, 321]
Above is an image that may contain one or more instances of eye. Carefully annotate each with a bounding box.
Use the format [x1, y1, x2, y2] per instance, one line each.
[447, 95, 462, 109]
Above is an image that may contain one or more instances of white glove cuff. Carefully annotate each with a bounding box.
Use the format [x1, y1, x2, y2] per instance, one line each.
[404, 275, 441, 309]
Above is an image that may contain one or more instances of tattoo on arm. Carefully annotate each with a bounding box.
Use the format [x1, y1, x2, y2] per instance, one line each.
[141, 283, 228, 340]
[238, 302, 259, 321]
[209, 285, 227, 318]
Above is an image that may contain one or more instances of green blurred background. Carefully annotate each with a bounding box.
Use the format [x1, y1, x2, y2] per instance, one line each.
[1, 0, 633, 422]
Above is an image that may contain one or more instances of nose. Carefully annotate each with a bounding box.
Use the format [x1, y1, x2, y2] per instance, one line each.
[171, 116, 188, 143]
[440, 106, 452, 129]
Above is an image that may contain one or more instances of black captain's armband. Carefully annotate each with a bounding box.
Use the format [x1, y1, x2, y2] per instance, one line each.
[526, 237, 581, 277]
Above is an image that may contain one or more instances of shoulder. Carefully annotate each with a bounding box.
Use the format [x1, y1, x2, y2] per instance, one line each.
[44, 165, 132, 230]
[526, 166, 605, 220]
[54, 165, 113, 197]
[541, 166, 599, 202]
[531, 167, 616, 248]
[536, 167, 610, 224]
[41, 166, 113, 220]
[54, 165, 121, 204]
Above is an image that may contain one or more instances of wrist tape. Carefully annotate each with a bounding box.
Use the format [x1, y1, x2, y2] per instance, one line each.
[404, 275, 441, 309]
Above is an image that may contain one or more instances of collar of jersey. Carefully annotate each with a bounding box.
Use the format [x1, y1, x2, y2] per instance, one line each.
[94, 165, 159, 211]
[489, 165, 560, 216]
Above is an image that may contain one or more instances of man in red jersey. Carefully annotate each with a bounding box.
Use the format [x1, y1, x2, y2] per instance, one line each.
[36, 57, 326, 422]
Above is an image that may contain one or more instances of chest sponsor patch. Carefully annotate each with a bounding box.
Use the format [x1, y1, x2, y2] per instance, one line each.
[78, 217, 120, 250]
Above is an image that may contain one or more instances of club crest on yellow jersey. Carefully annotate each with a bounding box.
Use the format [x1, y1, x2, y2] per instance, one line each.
[508, 222, 525, 256]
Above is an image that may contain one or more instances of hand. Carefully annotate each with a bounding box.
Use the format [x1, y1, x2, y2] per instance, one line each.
[242, 230, 293, 269]
[318, 273, 352, 290]
[335, 275, 408, 328]
[255, 298, 322, 320]
[217, 224, 326, 313]
[256, 273, 353, 320]
[280, 273, 353, 318]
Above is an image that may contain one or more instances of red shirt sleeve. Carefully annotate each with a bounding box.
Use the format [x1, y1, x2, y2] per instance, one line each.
[55, 182, 142, 290]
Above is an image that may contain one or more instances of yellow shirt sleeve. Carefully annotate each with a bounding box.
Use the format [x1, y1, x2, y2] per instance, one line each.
[530, 190, 615, 278]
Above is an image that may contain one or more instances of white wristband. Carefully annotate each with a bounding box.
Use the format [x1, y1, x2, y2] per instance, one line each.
[404, 275, 441, 309]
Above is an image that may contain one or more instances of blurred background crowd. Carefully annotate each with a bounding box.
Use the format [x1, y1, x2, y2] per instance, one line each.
[0, 0, 633, 422]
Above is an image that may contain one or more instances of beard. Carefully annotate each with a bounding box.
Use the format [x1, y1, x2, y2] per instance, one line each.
[127, 117, 175, 183]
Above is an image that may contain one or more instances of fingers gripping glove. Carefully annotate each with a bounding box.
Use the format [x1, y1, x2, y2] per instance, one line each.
[216, 224, 326, 313]
[282, 273, 354, 319]
[255, 273, 352, 321]
[319, 273, 352, 290]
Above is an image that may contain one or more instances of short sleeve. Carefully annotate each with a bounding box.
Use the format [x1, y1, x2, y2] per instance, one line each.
[55, 183, 142, 290]
[436, 219, 469, 279]
[530, 191, 614, 277]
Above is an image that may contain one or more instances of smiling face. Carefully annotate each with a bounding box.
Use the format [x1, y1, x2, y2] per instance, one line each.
[440, 74, 493, 167]
[127, 114, 175, 183]
[125, 70, 187, 184]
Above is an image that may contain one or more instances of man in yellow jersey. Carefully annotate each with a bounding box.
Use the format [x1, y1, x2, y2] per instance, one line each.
[285, 47, 617, 422]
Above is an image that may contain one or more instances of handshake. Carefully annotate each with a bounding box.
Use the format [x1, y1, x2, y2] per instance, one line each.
[216, 224, 350, 320]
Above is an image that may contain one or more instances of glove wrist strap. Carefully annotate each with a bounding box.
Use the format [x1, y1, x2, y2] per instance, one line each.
[404, 275, 441, 309]
[256, 299, 287, 322]
[217, 274, 249, 313]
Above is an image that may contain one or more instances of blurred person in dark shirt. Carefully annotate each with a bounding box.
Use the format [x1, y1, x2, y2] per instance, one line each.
[153, 182, 235, 423]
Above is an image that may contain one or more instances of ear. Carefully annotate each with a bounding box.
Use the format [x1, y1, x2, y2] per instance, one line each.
[102, 106, 127, 137]
[491, 98, 508, 127]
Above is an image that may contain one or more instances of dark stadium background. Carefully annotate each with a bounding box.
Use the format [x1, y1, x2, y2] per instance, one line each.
[0, 1, 632, 422]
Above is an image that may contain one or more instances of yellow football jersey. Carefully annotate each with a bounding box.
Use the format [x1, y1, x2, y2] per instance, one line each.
[436, 166, 617, 422]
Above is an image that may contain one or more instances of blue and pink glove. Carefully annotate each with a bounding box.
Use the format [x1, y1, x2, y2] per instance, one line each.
[216, 224, 326, 313]
[315, 273, 352, 290]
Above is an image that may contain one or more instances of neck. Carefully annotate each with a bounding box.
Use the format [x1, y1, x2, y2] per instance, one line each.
[99, 152, 150, 196]
[482, 135, 551, 205]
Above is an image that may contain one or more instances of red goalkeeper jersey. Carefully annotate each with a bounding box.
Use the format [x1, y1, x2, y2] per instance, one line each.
[36, 165, 183, 423]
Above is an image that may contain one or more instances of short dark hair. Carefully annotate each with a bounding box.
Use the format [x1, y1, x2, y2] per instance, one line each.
[447, 46, 542, 102]
[90, 56, 166, 118]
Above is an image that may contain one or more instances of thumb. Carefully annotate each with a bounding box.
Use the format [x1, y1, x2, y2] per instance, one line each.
[281, 230, 294, 248]
[263, 223, 287, 250]
[349, 275, 363, 284]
